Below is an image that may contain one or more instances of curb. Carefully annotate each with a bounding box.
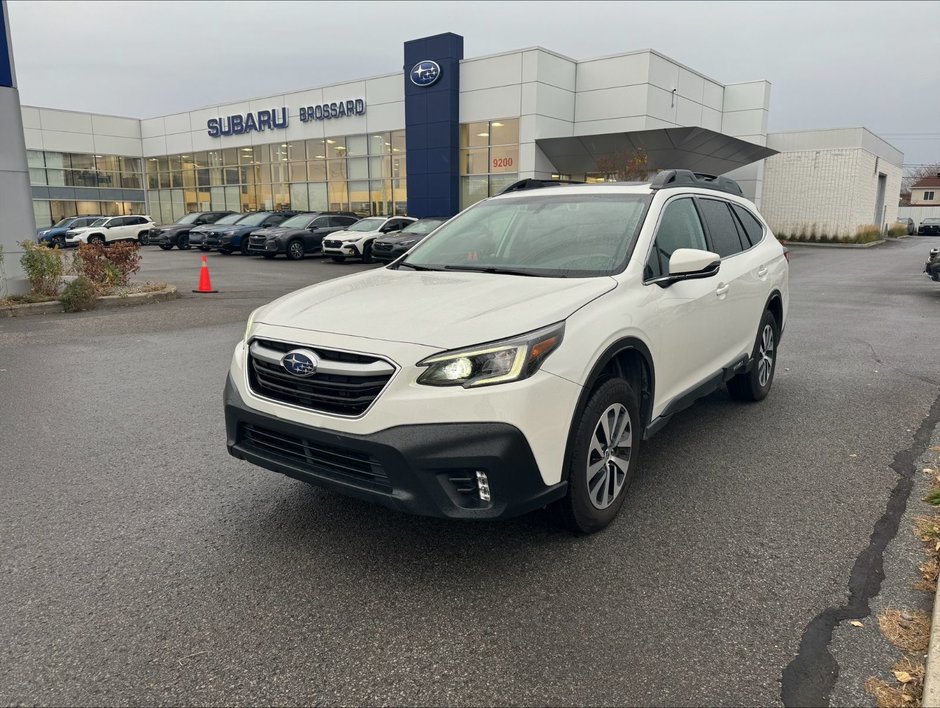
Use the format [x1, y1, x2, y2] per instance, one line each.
[0, 285, 178, 318]
[924, 579, 940, 707]
[779, 239, 885, 249]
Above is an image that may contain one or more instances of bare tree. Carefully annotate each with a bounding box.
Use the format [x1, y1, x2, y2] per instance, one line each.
[594, 148, 650, 182]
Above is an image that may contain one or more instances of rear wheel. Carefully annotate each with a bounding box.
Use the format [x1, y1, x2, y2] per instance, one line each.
[52, 236, 65, 249]
[138, 232, 150, 245]
[331, 256, 346, 263]
[88, 234, 105, 246]
[361, 242, 374, 264]
[286, 240, 305, 260]
[240, 239, 250, 256]
[556, 378, 639, 534]
[728, 309, 779, 402]
[177, 234, 190, 250]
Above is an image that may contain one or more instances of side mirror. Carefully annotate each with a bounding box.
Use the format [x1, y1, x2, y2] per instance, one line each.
[649, 248, 720, 288]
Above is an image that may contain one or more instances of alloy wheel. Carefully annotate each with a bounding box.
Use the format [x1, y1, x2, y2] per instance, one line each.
[757, 324, 775, 387]
[585, 403, 633, 510]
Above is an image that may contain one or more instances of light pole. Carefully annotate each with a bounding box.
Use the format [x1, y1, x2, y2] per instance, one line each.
[0, 0, 35, 295]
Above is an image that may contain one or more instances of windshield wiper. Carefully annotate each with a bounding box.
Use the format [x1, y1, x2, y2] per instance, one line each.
[396, 261, 443, 271]
[442, 265, 557, 277]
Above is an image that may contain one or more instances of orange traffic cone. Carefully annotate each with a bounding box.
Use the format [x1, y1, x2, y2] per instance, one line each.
[193, 254, 218, 293]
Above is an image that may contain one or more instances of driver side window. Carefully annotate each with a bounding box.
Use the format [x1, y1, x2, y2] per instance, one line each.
[645, 198, 707, 280]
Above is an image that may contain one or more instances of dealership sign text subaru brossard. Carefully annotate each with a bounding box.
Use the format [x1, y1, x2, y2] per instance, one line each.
[410, 60, 441, 87]
[206, 100, 366, 138]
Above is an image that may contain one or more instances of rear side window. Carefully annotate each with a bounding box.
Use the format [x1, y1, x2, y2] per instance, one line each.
[109, 217, 126, 227]
[332, 216, 357, 227]
[730, 204, 764, 247]
[645, 198, 707, 280]
[697, 198, 745, 258]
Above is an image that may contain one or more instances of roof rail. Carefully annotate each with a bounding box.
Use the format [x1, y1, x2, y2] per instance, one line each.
[498, 178, 585, 195]
[649, 169, 743, 196]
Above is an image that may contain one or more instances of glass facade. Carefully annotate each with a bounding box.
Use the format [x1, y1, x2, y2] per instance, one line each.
[459, 118, 519, 209]
[146, 130, 407, 223]
[28, 150, 146, 227]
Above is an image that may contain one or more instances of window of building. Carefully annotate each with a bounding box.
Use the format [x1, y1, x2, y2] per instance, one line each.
[925, 191, 936, 201]
[459, 118, 519, 209]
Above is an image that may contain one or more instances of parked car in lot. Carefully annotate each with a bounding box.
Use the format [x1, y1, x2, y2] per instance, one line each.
[205, 211, 299, 255]
[918, 217, 940, 236]
[37, 216, 104, 248]
[190, 212, 247, 250]
[926, 247, 940, 282]
[321, 215, 417, 263]
[897, 217, 915, 236]
[149, 211, 233, 250]
[247, 212, 360, 260]
[64, 215, 154, 246]
[371, 217, 448, 263]
[226, 170, 789, 533]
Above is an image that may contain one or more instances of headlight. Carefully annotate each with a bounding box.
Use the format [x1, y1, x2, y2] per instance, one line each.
[416, 322, 564, 388]
[399, 239, 418, 247]
[243, 307, 262, 343]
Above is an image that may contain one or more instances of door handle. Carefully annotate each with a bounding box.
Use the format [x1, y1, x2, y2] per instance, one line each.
[716, 282, 730, 297]
[757, 266, 768, 278]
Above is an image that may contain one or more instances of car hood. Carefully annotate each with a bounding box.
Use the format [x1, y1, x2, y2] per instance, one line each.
[251, 226, 295, 238]
[153, 224, 190, 233]
[66, 226, 94, 235]
[329, 229, 381, 240]
[256, 268, 617, 350]
[375, 232, 425, 245]
[39, 226, 69, 237]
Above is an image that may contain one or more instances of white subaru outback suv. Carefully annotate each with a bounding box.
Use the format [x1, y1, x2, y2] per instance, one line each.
[225, 170, 788, 533]
[65, 215, 153, 245]
[321, 215, 417, 263]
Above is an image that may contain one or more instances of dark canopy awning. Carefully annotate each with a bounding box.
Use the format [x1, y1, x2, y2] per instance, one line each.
[537, 127, 777, 176]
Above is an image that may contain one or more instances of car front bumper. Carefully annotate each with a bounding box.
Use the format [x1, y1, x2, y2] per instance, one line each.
[224, 374, 566, 519]
[322, 242, 361, 257]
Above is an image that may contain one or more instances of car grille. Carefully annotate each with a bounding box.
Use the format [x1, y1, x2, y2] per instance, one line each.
[240, 423, 392, 493]
[150, 228, 163, 238]
[372, 241, 393, 253]
[247, 338, 396, 417]
[323, 240, 341, 248]
[248, 235, 267, 247]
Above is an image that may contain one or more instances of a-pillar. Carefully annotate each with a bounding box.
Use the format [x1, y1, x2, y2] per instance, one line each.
[0, 0, 35, 296]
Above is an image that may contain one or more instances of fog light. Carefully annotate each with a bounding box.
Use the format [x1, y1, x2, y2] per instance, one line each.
[476, 471, 491, 502]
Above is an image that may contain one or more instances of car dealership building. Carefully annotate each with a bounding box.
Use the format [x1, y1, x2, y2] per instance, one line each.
[16, 32, 902, 240]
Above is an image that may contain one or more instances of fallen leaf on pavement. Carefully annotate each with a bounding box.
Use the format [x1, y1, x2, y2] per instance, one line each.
[893, 671, 913, 683]
[850, 620, 864, 627]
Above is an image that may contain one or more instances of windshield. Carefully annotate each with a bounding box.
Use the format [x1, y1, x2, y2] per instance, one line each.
[89, 218, 107, 227]
[924, 218, 940, 225]
[53, 218, 73, 228]
[400, 219, 445, 236]
[399, 193, 650, 277]
[176, 213, 203, 225]
[347, 217, 386, 232]
[212, 213, 244, 225]
[236, 212, 272, 227]
[279, 214, 315, 229]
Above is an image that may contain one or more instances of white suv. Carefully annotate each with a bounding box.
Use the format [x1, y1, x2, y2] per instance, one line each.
[321, 216, 417, 263]
[65, 215, 154, 245]
[225, 171, 788, 533]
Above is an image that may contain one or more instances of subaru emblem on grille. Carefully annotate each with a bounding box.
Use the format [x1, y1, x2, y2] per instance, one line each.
[281, 349, 319, 377]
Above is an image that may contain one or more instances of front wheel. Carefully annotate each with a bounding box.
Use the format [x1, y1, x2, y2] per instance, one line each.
[177, 234, 190, 250]
[286, 240, 305, 260]
[331, 256, 346, 263]
[361, 243, 373, 264]
[727, 310, 779, 402]
[138, 232, 150, 245]
[556, 378, 640, 534]
[88, 235, 105, 246]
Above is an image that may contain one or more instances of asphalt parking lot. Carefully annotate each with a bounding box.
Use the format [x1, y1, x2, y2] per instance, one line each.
[1, 239, 939, 705]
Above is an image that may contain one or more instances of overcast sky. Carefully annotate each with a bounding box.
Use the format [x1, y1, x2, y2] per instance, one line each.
[7, 0, 939, 165]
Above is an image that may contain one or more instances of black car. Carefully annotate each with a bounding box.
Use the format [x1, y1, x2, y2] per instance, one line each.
[926, 247, 940, 282]
[918, 218, 940, 236]
[371, 217, 448, 263]
[191, 212, 247, 250]
[205, 211, 299, 254]
[149, 211, 234, 250]
[247, 212, 360, 259]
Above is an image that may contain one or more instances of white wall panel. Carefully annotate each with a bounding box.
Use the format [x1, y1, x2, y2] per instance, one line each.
[536, 50, 577, 90]
[322, 81, 367, 105]
[678, 68, 705, 104]
[20, 106, 40, 129]
[140, 117, 165, 139]
[647, 53, 680, 91]
[190, 130, 221, 153]
[91, 114, 140, 139]
[574, 116, 647, 137]
[163, 112, 191, 135]
[365, 75, 403, 105]
[676, 97, 703, 127]
[41, 130, 94, 153]
[575, 85, 646, 122]
[92, 135, 142, 156]
[39, 109, 93, 133]
[164, 132, 194, 154]
[576, 52, 649, 92]
[702, 106, 722, 132]
[366, 101, 404, 133]
[722, 81, 771, 112]
[142, 135, 168, 157]
[520, 82, 537, 115]
[521, 50, 539, 83]
[721, 109, 767, 137]
[461, 53, 523, 92]
[22, 127, 43, 150]
[534, 114, 575, 139]
[646, 85, 678, 123]
[286, 89, 324, 117]
[536, 83, 575, 121]
[460, 85, 522, 123]
[703, 81, 724, 111]
[249, 96, 287, 114]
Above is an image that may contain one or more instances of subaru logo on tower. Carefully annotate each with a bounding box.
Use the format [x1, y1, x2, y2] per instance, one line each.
[281, 349, 319, 377]
[410, 60, 441, 87]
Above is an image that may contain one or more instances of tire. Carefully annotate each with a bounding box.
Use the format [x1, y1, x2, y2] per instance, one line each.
[177, 233, 190, 250]
[88, 234, 105, 246]
[556, 378, 640, 534]
[52, 236, 65, 249]
[159, 244, 173, 251]
[727, 310, 779, 402]
[361, 242, 373, 264]
[262, 253, 276, 260]
[286, 240, 305, 260]
[331, 256, 346, 263]
[240, 239, 250, 256]
[138, 232, 150, 246]
[199, 245, 210, 252]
